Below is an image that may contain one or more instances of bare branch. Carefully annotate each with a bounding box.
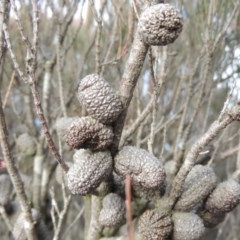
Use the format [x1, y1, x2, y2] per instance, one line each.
[111, 30, 149, 153]
[0, 92, 36, 240]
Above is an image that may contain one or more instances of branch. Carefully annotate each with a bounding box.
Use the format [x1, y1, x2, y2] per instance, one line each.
[120, 96, 154, 147]
[10, 0, 31, 48]
[125, 175, 134, 240]
[111, 28, 149, 153]
[3, 2, 69, 172]
[0, 1, 36, 239]
[86, 195, 103, 240]
[53, 186, 72, 240]
[212, 2, 240, 53]
[57, 24, 67, 117]
[29, 80, 69, 172]
[0, 92, 36, 240]
[3, 22, 27, 82]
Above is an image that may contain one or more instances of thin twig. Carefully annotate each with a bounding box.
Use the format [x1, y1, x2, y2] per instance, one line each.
[132, 0, 140, 19]
[3, 71, 15, 109]
[173, 49, 204, 164]
[62, 207, 84, 239]
[32, 147, 44, 210]
[5, 4, 69, 172]
[0, 93, 36, 240]
[125, 175, 134, 240]
[10, 0, 31, 48]
[219, 79, 237, 121]
[159, 125, 167, 162]
[30, 0, 39, 71]
[90, 0, 106, 74]
[212, 2, 240, 53]
[3, 22, 27, 82]
[0, 2, 36, 238]
[28, 77, 69, 172]
[140, 106, 183, 144]
[0, 205, 13, 231]
[53, 186, 72, 240]
[42, 61, 51, 121]
[147, 47, 157, 154]
[57, 23, 67, 117]
[121, 96, 154, 147]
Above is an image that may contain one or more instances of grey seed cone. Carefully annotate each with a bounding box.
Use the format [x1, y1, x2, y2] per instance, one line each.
[16, 133, 37, 156]
[205, 179, 240, 214]
[137, 209, 172, 240]
[0, 174, 13, 206]
[12, 209, 52, 240]
[114, 146, 166, 189]
[99, 193, 126, 227]
[172, 212, 205, 240]
[78, 74, 123, 124]
[175, 165, 218, 211]
[199, 210, 225, 228]
[138, 3, 183, 46]
[64, 116, 114, 150]
[67, 150, 112, 195]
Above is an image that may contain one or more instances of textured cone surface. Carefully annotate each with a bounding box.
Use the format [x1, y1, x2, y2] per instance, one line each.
[205, 179, 240, 214]
[64, 116, 113, 150]
[114, 146, 166, 189]
[12, 209, 51, 240]
[78, 74, 123, 124]
[175, 165, 217, 211]
[0, 174, 13, 205]
[199, 210, 225, 228]
[138, 4, 183, 46]
[67, 150, 112, 195]
[99, 193, 125, 227]
[17, 133, 37, 156]
[137, 209, 172, 240]
[172, 212, 205, 240]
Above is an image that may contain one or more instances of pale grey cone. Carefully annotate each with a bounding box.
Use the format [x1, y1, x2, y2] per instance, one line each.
[78, 74, 123, 124]
[67, 150, 112, 195]
[114, 146, 166, 189]
[172, 212, 205, 240]
[175, 165, 218, 211]
[99, 193, 126, 227]
[16, 133, 37, 156]
[205, 179, 240, 214]
[138, 3, 183, 46]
